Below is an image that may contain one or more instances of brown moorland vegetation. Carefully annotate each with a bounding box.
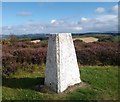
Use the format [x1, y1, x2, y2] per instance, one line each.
[2, 39, 119, 77]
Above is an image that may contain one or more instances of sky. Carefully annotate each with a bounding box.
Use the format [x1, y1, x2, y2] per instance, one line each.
[1, 2, 118, 34]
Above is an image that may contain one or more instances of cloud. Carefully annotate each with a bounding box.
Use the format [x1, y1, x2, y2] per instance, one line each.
[16, 12, 32, 16]
[79, 15, 117, 32]
[111, 5, 118, 14]
[95, 7, 105, 13]
[2, 20, 83, 34]
[50, 19, 65, 26]
[2, 14, 117, 34]
[73, 27, 83, 31]
[78, 17, 88, 24]
[81, 17, 88, 22]
[51, 19, 56, 24]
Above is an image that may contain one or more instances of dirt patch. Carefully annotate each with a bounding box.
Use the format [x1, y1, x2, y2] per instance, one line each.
[62, 82, 90, 94]
[31, 40, 40, 43]
[74, 37, 98, 43]
[35, 82, 90, 95]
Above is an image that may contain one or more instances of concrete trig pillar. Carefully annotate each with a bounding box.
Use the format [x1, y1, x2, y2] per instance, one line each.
[45, 33, 81, 93]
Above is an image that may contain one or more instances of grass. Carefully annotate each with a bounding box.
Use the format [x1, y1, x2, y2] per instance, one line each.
[67, 66, 118, 100]
[2, 65, 118, 101]
[113, 36, 120, 43]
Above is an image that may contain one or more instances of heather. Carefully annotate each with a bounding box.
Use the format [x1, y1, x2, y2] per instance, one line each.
[74, 41, 119, 66]
[2, 39, 119, 76]
[2, 41, 47, 76]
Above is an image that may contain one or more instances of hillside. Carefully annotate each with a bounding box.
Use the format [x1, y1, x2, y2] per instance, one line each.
[2, 34, 119, 101]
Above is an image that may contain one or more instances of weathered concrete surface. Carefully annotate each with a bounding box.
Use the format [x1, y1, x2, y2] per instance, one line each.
[45, 33, 81, 93]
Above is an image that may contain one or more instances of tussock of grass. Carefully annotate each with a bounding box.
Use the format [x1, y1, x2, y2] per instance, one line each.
[2, 66, 118, 100]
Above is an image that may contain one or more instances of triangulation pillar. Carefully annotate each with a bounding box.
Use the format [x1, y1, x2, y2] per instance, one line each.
[45, 33, 81, 93]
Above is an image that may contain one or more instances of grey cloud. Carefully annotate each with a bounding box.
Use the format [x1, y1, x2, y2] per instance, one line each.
[111, 5, 118, 14]
[16, 12, 32, 16]
[95, 7, 105, 13]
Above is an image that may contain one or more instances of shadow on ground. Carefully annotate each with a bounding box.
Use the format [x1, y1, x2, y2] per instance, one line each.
[2, 77, 44, 91]
[2, 77, 90, 94]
